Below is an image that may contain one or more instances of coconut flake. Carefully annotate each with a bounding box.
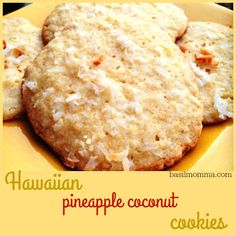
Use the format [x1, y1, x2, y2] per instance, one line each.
[53, 111, 63, 121]
[191, 62, 211, 86]
[84, 156, 98, 170]
[66, 47, 77, 54]
[111, 30, 136, 51]
[25, 81, 37, 90]
[88, 82, 104, 95]
[205, 31, 217, 40]
[78, 148, 88, 157]
[53, 119, 63, 130]
[42, 87, 55, 97]
[66, 92, 81, 103]
[155, 66, 168, 80]
[86, 138, 92, 145]
[214, 91, 233, 119]
[97, 143, 109, 157]
[126, 101, 143, 114]
[7, 55, 25, 65]
[171, 89, 188, 98]
[47, 66, 67, 73]
[3, 43, 15, 56]
[54, 96, 64, 103]
[122, 156, 133, 171]
[106, 146, 130, 162]
[139, 145, 157, 152]
[86, 99, 99, 106]
[107, 120, 118, 136]
[110, 30, 141, 62]
[110, 129, 119, 137]
[77, 65, 90, 79]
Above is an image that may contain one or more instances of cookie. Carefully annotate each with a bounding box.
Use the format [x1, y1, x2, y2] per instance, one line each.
[42, 3, 188, 44]
[177, 22, 233, 124]
[23, 16, 202, 171]
[3, 18, 43, 121]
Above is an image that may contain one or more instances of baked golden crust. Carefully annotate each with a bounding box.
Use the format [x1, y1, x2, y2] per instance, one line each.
[177, 22, 233, 124]
[3, 18, 43, 121]
[42, 3, 188, 44]
[23, 16, 202, 171]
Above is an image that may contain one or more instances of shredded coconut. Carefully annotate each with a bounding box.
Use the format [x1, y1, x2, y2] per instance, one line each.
[122, 156, 134, 171]
[191, 62, 211, 86]
[86, 138, 92, 145]
[107, 119, 116, 129]
[52, 97, 65, 121]
[109, 129, 119, 137]
[204, 31, 217, 40]
[78, 148, 88, 157]
[7, 54, 25, 65]
[3, 43, 14, 56]
[77, 66, 90, 78]
[103, 146, 130, 168]
[126, 101, 143, 114]
[66, 47, 77, 54]
[54, 59, 60, 65]
[88, 82, 104, 95]
[86, 99, 99, 106]
[155, 66, 168, 80]
[79, 141, 85, 148]
[139, 144, 157, 152]
[53, 119, 63, 130]
[66, 92, 81, 103]
[47, 66, 67, 73]
[42, 87, 55, 97]
[97, 143, 109, 157]
[84, 156, 97, 170]
[111, 30, 134, 49]
[25, 81, 37, 90]
[171, 89, 187, 98]
[74, 28, 86, 37]
[54, 96, 64, 103]
[110, 30, 140, 61]
[53, 111, 63, 121]
[107, 120, 118, 136]
[214, 91, 233, 119]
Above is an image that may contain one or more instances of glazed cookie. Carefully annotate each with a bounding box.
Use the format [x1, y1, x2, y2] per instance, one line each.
[23, 16, 202, 171]
[177, 22, 233, 124]
[42, 2, 188, 44]
[3, 18, 43, 121]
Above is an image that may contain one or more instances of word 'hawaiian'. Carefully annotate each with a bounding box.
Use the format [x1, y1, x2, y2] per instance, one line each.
[5, 170, 82, 190]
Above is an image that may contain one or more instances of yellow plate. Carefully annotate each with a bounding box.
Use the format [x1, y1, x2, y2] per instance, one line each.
[2, 3, 233, 171]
